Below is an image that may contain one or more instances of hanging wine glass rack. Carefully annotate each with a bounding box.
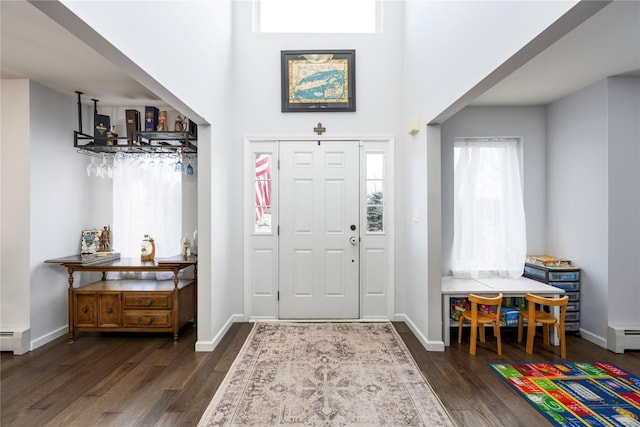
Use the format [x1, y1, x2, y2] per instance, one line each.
[73, 91, 196, 158]
[74, 130, 197, 157]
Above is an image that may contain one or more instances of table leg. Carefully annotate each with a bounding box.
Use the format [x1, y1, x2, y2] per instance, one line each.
[551, 298, 560, 346]
[443, 295, 451, 346]
[67, 268, 75, 343]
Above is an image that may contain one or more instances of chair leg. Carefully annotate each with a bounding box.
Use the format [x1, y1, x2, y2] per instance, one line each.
[479, 323, 486, 343]
[558, 324, 566, 359]
[517, 316, 523, 343]
[526, 321, 535, 354]
[543, 324, 550, 345]
[469, 321, 477, 355]
[458, 317, 463, 343]
[495, 322, 502, 355]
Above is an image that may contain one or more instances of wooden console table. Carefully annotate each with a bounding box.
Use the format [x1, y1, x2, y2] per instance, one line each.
[45, 255, 197, 342]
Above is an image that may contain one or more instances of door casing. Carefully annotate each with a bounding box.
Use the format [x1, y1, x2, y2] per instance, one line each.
[243, 135, 394, 321]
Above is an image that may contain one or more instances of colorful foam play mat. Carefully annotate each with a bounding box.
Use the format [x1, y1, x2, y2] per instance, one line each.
[490, 362, 640, 426]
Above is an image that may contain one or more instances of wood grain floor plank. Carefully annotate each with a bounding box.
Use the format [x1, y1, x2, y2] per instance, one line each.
[2, 322, 639, 427]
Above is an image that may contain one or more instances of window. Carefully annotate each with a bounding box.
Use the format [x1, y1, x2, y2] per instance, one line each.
[112, 154, 182, 261]
[255, 0, 379, 33]
[450, 137, 526, 278]
[254, 154, 273, 233]
[366, 152, 385, 232]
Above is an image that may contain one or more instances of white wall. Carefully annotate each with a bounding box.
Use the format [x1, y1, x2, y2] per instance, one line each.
[402, 1, 578, 124]
[29, 81, 93, 346]
[57, 0, 216, 122]
[231, 1, 405, 321]
[547, 76, 640, 343]
[606, 76, 640, 328]
[0, 80, 93, 350]
[440, 106, 548, 273]
[547, 80, 608, 342]
[402, 1, 579, 347]
[231, 2, 404, 136]
[1, 80, 31, 335]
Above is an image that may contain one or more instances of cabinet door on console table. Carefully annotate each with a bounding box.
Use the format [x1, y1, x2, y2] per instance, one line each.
[98, 292, 122, 327]
[74, 293, 97, 327]
[74, 291, 121, 328]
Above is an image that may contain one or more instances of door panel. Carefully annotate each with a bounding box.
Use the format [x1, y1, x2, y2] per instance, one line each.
[279, 141, 359, 319]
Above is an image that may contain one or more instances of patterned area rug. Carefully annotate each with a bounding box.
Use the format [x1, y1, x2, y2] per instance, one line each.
[490, 362, 640, 426]
[198, 322, 455, 426]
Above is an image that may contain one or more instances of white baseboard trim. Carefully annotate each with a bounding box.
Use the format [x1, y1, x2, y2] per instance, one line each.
[579, 328, 607, 349]
[195, 314, 244, 352]
[31, 325, 68, 353]
[395, 314, 445, 352]
[360, 316, 392, 321]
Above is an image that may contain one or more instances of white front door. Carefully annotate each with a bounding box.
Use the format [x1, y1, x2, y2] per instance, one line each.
[279, 140, 360, 319]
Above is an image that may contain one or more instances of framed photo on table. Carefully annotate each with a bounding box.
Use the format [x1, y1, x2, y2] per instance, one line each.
[81, 229, 102, 254]
[281, 50, 356, 112]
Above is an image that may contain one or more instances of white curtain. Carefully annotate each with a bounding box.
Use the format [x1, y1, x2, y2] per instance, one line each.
[450, 137, 526, 279]
[112, 154, 182, 271]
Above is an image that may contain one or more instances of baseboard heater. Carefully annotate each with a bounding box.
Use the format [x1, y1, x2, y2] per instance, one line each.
[607, 326, 640, 353]
[0, 328, 29, 355]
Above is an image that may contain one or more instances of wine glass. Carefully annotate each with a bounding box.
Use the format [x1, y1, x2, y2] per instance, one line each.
[86, 157, 98, 177]
[97, 156, 108, 178]
[175, 151, 183, 173]
[105, 158, 113, 179]
[186, 157, 194, 175]
[137, 155, 146, 169]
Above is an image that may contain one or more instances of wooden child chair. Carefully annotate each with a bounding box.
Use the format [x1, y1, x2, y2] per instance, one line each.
[458, 293, 503, 355]
[517, 293, 569, 359]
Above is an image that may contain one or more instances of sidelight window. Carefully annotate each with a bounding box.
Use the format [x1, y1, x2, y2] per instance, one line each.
[254, 153, 273, 234]
[366, 152, 385, 232]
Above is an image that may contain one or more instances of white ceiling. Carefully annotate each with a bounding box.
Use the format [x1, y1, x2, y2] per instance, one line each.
[470, 0, 640, 106]
[0, 0, 161, 107]
[1, 1, 638, 108]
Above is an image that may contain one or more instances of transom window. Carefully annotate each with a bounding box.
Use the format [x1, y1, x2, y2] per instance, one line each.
[255, 0, 379, 33]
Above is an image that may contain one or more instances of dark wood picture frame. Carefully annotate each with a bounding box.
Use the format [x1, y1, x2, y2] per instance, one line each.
[281, 50, 356, 112]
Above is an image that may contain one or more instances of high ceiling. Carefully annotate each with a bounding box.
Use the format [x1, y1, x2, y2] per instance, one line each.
[470, 0, 640, 106]
[1, 1, 638, 108]
[0, 0, 161, 107]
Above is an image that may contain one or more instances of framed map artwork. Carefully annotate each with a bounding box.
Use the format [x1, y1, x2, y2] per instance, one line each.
[281, 50, 356, 112]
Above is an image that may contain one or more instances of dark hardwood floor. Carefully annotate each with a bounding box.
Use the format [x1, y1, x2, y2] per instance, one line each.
[2, 322, 639, 426]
